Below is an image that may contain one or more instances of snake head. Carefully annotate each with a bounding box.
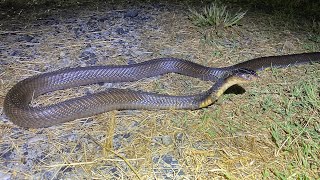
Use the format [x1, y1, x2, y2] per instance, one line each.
[231, 68, 259, 81]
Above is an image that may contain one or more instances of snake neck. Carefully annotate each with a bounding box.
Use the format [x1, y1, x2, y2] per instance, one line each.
[228, 52, 320, 71]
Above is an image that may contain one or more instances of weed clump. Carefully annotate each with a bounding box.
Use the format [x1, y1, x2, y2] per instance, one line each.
[188, 1, 246, 28]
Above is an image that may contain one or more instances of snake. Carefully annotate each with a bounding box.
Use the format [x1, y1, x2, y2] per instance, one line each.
[3, 52, 320, 128]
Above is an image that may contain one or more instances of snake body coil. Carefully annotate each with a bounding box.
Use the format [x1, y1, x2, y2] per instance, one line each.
[3, 52, 320, 128]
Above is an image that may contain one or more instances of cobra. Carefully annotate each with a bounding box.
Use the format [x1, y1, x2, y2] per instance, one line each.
[3, 52, 320, 128]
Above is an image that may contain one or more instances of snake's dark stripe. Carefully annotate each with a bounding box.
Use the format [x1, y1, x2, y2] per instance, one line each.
[3, 52, 320, 128]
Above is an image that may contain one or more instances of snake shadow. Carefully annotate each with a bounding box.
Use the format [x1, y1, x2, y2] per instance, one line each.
[224, 84, 246, 95]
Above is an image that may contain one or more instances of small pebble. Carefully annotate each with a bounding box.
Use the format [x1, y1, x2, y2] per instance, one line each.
[27, 136, 46, 144]
[79, 45, 97, 65]
[17, 34, 34, 42]
[175, 132, 184, 143]
[11, 50, 22, 56]
[123, 133, 130, 138]
[161, 135, 173, 146]
[115, 27, 127, 35]
[1, 150, 13, 161]
[124, 10, 139, 18]
[99, 16, 109, 22]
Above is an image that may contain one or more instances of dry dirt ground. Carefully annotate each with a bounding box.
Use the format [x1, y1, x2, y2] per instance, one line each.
[0, 1, 319, 179]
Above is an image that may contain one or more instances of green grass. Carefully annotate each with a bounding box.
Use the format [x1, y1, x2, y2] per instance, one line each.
[188, 1, 246, 28]
[308, 20, 320, 43]
[252, 68, 319, 178]
[191, 64, 319, 178]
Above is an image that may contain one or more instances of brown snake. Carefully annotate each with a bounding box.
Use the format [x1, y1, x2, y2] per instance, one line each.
[3, 52, 320, 128]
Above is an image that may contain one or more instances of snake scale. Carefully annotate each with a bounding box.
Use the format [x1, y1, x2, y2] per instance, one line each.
[3, 52, 320, 128]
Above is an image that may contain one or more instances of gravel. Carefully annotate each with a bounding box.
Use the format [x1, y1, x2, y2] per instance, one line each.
[0, 2, 189, 179]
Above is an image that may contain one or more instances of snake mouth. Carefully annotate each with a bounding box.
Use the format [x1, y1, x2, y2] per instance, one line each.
[212, 69, 257, 101]
[233, 68, 259, 81]
[199, 69, 258, 108]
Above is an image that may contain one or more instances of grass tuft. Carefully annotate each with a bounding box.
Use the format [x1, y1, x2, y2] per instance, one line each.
[188, 1, 246, 28]
[308, 20, 320, 43]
